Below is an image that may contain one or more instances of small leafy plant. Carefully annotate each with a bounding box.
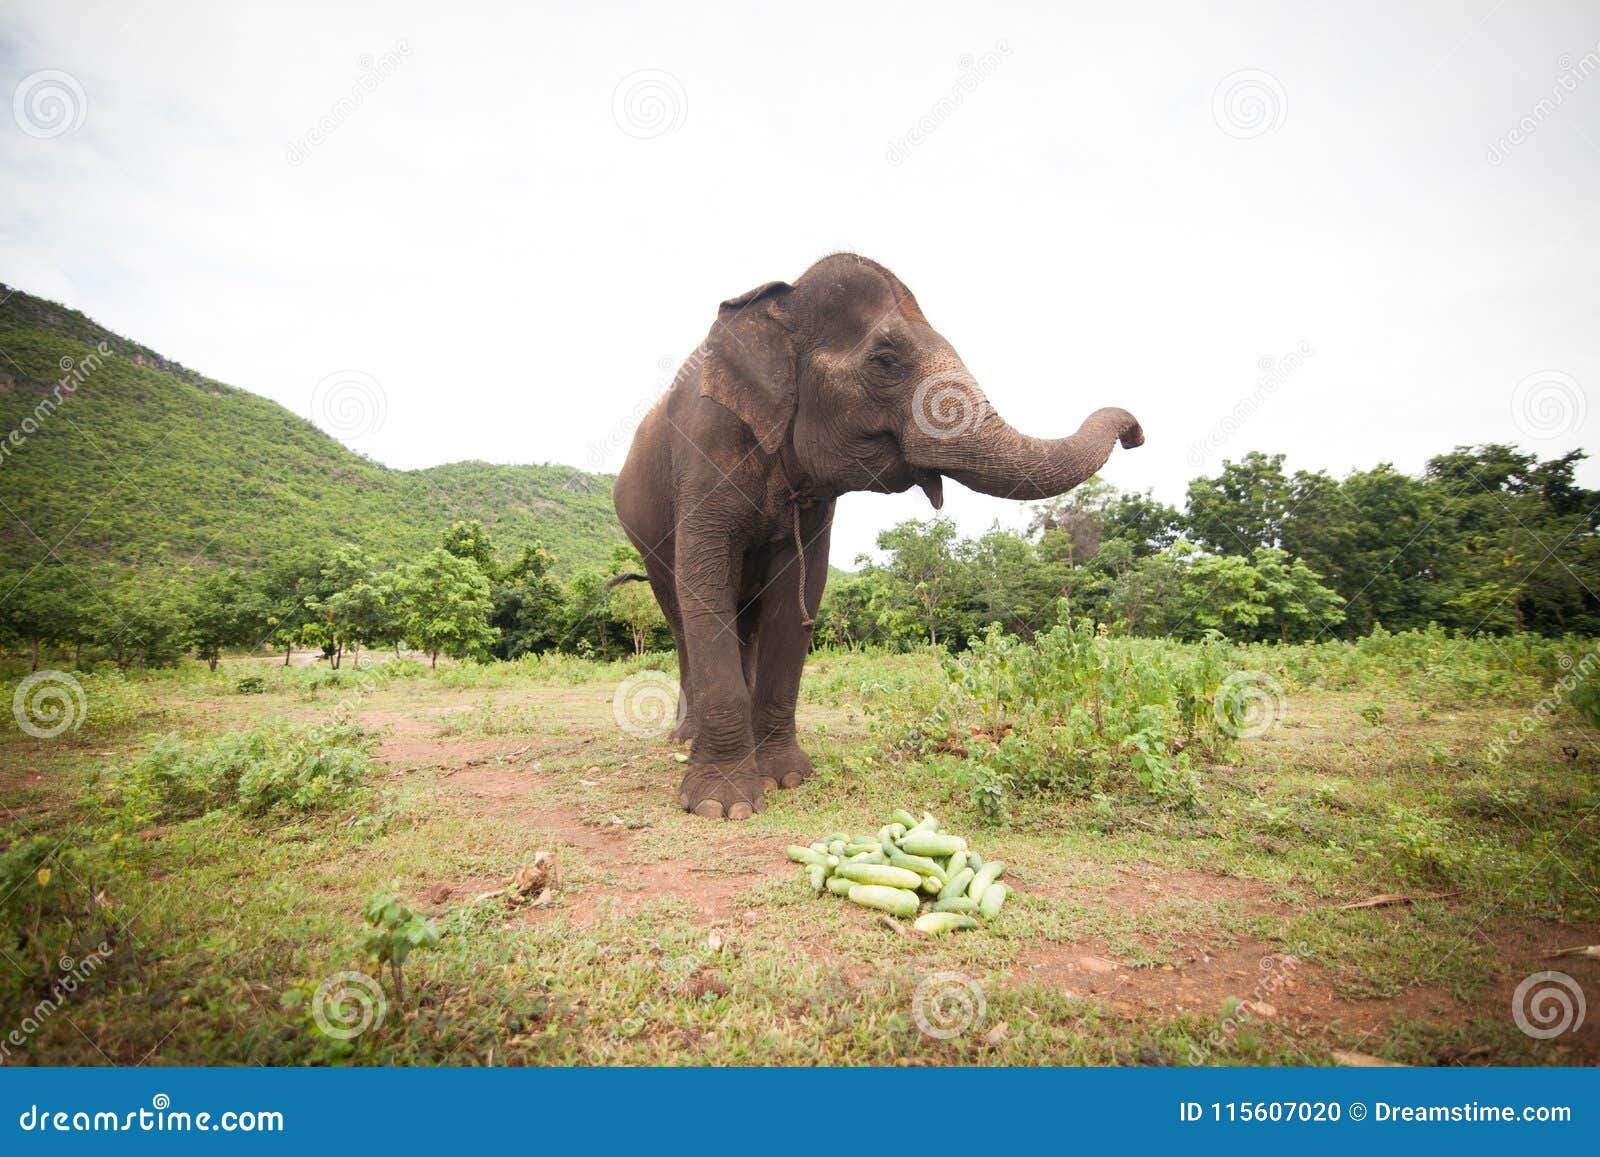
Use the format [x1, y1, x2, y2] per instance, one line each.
[362, 892, 440, 1004]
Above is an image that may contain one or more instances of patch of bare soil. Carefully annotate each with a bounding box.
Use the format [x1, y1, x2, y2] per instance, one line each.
[417, 745, 787, 926]
[1013, 901, 1600, 1063]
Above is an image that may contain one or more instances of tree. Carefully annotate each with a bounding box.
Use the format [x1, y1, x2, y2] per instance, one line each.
[1185, 451, 1293, 554]
[394, 549, 497, 667]
[442, 520, 498, 579]
[875, 518, 972, 647]
[610, 580, 666, 655]
[490, 542, 567, 659]
[185, 568, 266, 671]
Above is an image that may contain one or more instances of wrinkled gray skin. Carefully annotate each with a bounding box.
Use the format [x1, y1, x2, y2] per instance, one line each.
[613, 253, 1143, 819]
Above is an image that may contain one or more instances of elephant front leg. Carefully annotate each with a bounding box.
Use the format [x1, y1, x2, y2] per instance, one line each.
[673, 531, 764, 819]
[751, 507, 832, 792]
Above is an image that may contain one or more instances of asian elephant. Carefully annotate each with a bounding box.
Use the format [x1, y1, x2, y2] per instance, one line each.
[611, 253, 1143, 819]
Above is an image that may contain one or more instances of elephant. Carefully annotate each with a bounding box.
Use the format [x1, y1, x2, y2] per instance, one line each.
[611, 253, 1143, 819]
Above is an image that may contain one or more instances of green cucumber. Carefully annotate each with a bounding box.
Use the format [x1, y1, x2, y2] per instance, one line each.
[906, 812, 940, 835]
[898, 832, 968, 858]
[979, 882, 1009, 920]
[914, 912, 979, 935]
[921, 875, 942, 894]
[846, 884, 920, 918]
[889, 809, 918, 830]
[844, 848, 886, 865]
[787, 845, 829, 867]
[836, 863, 923, 890]
[889, 851, 947, 881]
[932, 896, 980, 915]
[967, 860, 1006, 903]
[945, 850, 968, 878]
[826, 875, 855, 897]
[808, 864, 827, 892]
[937, 867, 975, 903]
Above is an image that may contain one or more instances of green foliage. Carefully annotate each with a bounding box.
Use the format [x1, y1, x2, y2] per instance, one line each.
[109, 721, 373, 821]
[0, 831, 119, 997]
[0, 288, 622, 663]
[362, 892, 440, 1003]
[393, 549, 498, 667]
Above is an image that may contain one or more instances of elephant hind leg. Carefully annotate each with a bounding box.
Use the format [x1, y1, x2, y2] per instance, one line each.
[639, 556, 695, 742]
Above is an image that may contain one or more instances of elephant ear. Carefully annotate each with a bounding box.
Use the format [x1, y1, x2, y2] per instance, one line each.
[699, 280, 795, 455]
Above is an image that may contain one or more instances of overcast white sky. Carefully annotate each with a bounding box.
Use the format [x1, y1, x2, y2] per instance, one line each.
[3, 1, 1596, 566]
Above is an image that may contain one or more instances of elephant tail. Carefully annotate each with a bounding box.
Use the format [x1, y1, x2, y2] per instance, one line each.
[604, 572, 650, 591]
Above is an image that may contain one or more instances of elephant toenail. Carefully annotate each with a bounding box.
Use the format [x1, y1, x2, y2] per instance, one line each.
[761, 777, 778, 792]
[727, 802, 753, 820]
[781, 772, 804, 788]
[693, 800, 724, 818]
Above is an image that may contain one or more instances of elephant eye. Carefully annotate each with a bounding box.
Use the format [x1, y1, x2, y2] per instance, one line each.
[867, 347, 901, 371]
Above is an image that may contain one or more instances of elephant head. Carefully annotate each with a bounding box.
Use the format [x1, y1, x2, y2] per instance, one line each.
[698, 253, 1143, 507]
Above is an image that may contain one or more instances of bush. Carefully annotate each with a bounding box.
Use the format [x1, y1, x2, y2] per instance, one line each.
[0, 830, 119, 999]
[111, 721, 373, 821]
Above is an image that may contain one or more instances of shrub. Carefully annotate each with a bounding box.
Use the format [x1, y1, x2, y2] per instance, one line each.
[111, 721, 372, 821]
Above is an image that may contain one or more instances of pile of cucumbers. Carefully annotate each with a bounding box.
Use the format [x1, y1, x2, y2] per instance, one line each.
[786, 809, 1008, 934]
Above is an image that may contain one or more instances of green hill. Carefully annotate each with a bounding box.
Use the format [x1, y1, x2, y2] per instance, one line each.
[0, 284, 622, 588]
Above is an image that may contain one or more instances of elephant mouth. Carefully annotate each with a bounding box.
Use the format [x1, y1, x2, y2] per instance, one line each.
[914, 469, 944, 510]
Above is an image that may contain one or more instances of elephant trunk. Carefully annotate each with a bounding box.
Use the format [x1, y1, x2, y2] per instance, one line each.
[904, 377, 1144, 500]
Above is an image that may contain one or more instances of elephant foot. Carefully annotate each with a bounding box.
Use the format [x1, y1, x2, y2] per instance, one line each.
[756, 740, 813, 792]
[677, 762, 765, 820]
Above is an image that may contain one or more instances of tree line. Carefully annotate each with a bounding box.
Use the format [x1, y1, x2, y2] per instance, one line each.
[0, 521, 666, 672]
[2, 443, 1594, 671]
[818, 443, 1599, 648]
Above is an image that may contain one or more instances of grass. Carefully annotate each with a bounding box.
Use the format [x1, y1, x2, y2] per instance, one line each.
[0, 638, 1596, 1067]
